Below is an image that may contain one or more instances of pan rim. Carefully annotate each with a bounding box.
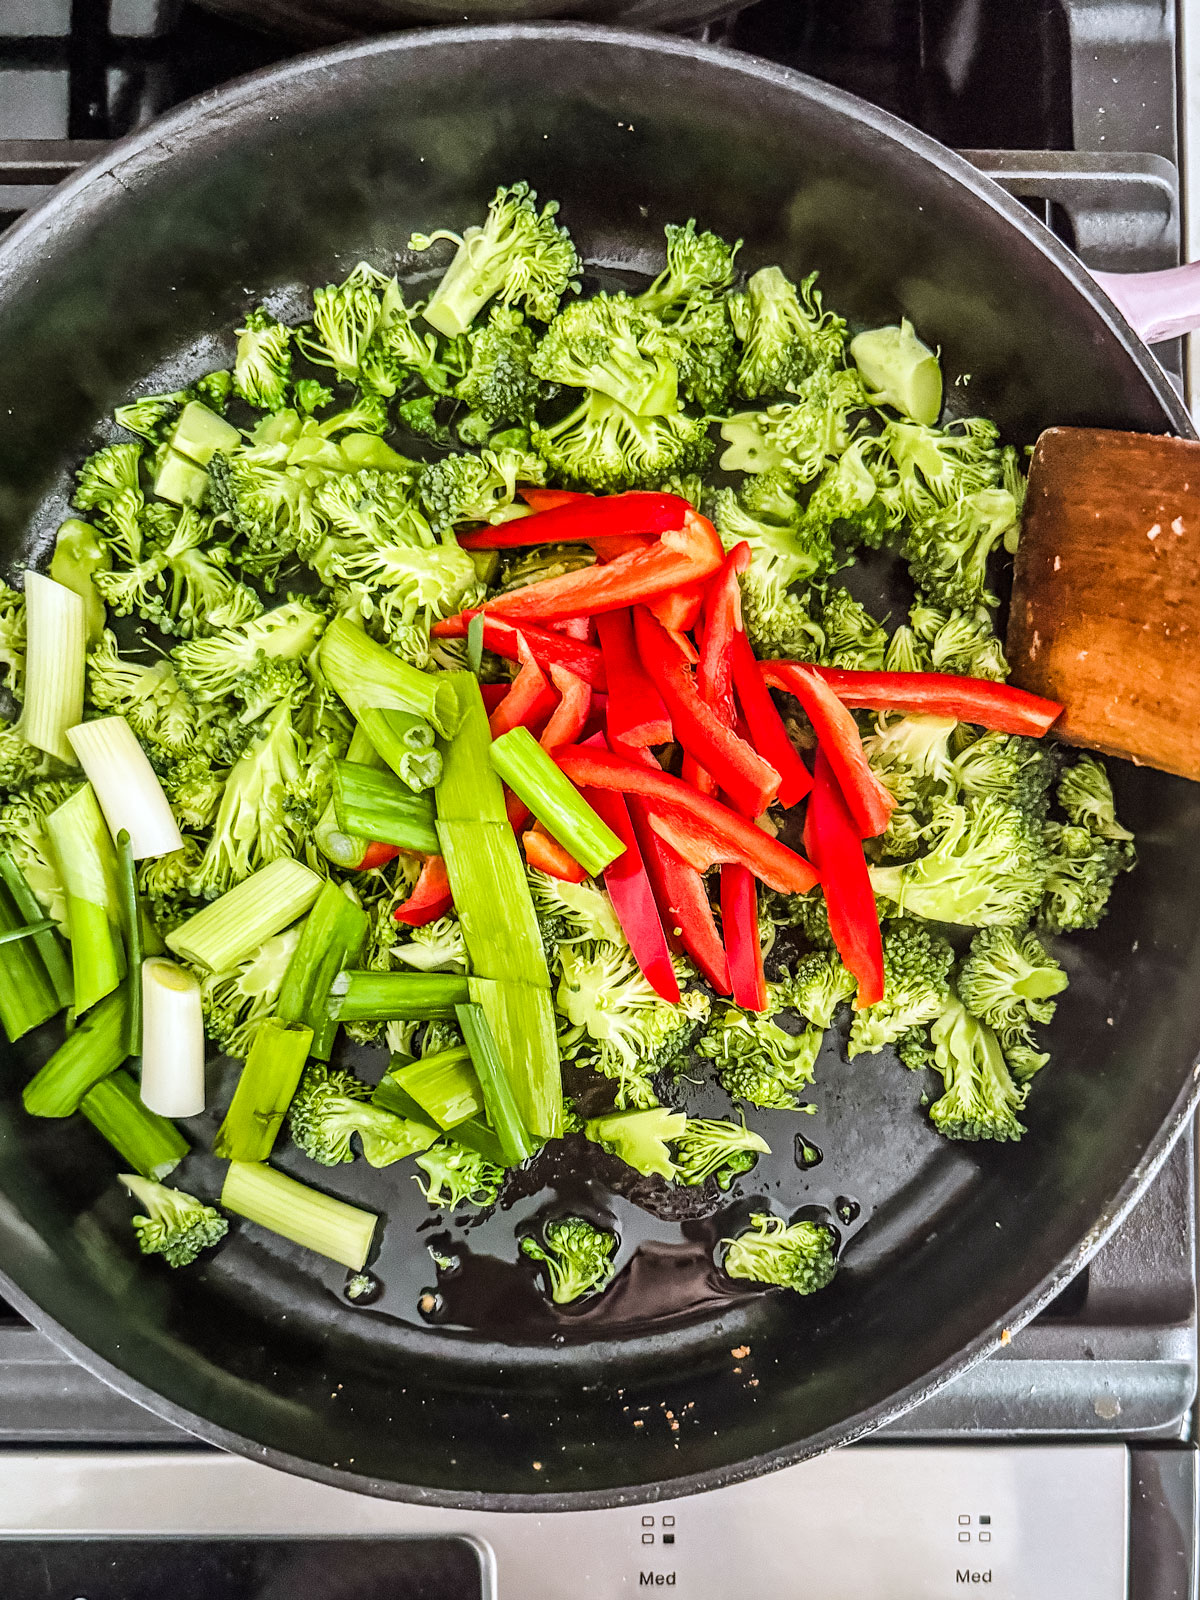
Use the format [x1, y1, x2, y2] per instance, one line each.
[0, 20, 1194, 1511]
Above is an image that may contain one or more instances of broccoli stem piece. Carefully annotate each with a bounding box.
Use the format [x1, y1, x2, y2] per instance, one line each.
[213, 1016, 313, 1162]
[121, 1174, 228, 1268]
[22, 984, 127, 1116]
[81, 1067, 187, 1181]
[221, 1160, 377, 1270]
[332, 761, 440, 854]
[849, 319, 942, 426]
[584, 1107, 686, 1180]
[489, 726, 623, 878]
[455, 999, 537, 1165]
[330, 970, 470, 1022]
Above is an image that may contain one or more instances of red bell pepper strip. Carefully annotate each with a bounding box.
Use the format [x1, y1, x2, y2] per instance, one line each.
[550, 616, 594, 641]
[480, 682, 508, 713]
[393, 854, 453, 926]
[804, 749, 885, 1008]
[646, 579, 706, 636]
[764, 664, 1064, 739]
[432, 612, 607, 690]
[358, 842, 401, 872]
[540, 666, 593, 750]
[629, 794, 730, 994]
[761, 661, 895, 839]
[720, 864, 768, 1012]
[633, 606, 781, 820]
[488, 646, 557, 738]
[680, 544, 749, 798]
[458, 491, 690, 550]
[554, 745, 817, 895]
[595, 609, 672, 750]
[519, 487, 587, 512]
[523, 822, 587, 883]
[581, 776, 680, 1003]
[730, 632, 812, 807]
[484, 511, 725, 624]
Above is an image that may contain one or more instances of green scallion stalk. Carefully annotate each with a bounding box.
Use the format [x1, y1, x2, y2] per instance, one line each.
[489, 726, 623, 877]
[386, 1046, 482, 1129]
[46, 784, 124, 1015]
[213, 1017, 313, 1162]
[313, 724, 383, 871]
[332, 762, 439, 854]
[329, 970, 469, 1023]
[0, 853, 73, 1008]
[454, 1001, 536, 1165]
[277, 880, 367, 1062]
[67, 717, 183, 861]
[80, 1067, 187, 1181]
[0, 883, 61, 1042]
[467, 612, 485, 676]
[166, 858, 322, 971]
[139, 957, 204, 1118]
[23, 570, 85, 764]
[435, 820, 548, 988]
[23, 985, 127, 1116]
[435, 672, 508, 824]
[354, 705, 442, 793]
[221, 1160, 377, 1270]
[448, 1116, 508, 1168]
[116, 831, 143, 1057]
[370, 1072, 441, 1132]
[467, 976, 562, 1142]
[320, 618, 461, 739]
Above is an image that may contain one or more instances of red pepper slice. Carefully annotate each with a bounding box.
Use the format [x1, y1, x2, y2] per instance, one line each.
[356, 841, 401, 872]
[761, 661, 895, 839]
[629, 793, 730, 994]
[646, 579, 706, 636]
[720, 863, 768, 1012]
[590, 534, 658, 562]
[634, 606, 781, 820]
[479, 682, 508, 713]
[581, 775, 680, 1003]
[484, 511, 725, 624]
[523, 822, 587, 882]
[393, 854, 453, 926]
[730, 632, 812, 806]
[432, 612, 606, 690]
[488, 646, 557, 738]
[540, 666, 593, 750]
[680, 544, 750, 798]
[804, 748, 884, 1008]
[458, 491, 690, 550]
[550, 617, 594, 641]
[519, 487, 588, 512]
[766, 664, 1063, 739]
[595, 609, 672, 750]
[554, 745, 817, 895]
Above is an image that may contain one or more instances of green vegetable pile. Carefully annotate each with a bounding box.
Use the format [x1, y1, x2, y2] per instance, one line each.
[0, 182, 1135, 1307]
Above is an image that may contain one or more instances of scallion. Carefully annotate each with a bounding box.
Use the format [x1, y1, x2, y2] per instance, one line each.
[435, 819, 549, 988]
[46, 784, 124, 1015]
[0, 881, 60, 1042]
[328, 970, 469, 1023]
[81, 1067, 187, 1181]
[23, 570, 85, 765]
[0, 853, 73, 1008]
[277, 879, 367, 1062]
[332, 761, 439, 854]
[116, 831, 143, 1057]
[320, 618, 461, 739]
[67, 716, 183, 861]
[467, 975, 562, 1142]
[165, 858, 322, 971]
[221, 1160, 377, 1270]
[354, 705, 442, 793]
[140, 957, 205, 1118]
[489, 725, 623, 877]
[467, 612, 485, 675]
[455, 1000, 536, 1166]
[213, 1017, 313, 1162]
[386, 1046, 482, 1129]
[22, 986, 128, 1117]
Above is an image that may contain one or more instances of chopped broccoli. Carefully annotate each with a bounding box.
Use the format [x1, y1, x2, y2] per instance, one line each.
[781, 949, 857, 1028]
[289, 1063, 434, 1167]
[233, 308, 292, 409]
[673, 1114, 770, 1188]
[74, 441, 143, 514]
[584, 1106, 686, 1179]
[926, 995, 1027, 1142]
[532, 292, 679, 416]
[159, 755, 228, 832]
[198, 923, 302, 1059]
[0, 721, 48, 789]
[639, 219, 740, 319]
[910, 601, 1009, 682]
[847, 920, 954, 1057]
[360, 278, 460, 397]
[521, 1215, 616, 1304]
[420, 445, 545, 534]
[850, 318, 942, 425]
[864, 713, 959, 813]
[722, 1212, 837, 1296]
[710, 475, 836, 600]
[738, 580, 825, 661]
[152, 506, 262, 638]
[137, 837, 205, 930]
[884, 624, 928, 673]
[0, 778, 77, 924]
[530, 868, 625, 957]
[697, 1002, 822, 1110]
[414, 1141, 505, 1208]
[393, 915, 467, 972]
[953, 730, 1055, 819]
[0, 584, 25, 700]
[730, 265, 846, 399]
[172, 599, 326, 702]
[818, 587, 889, 671]
[1038, 821, 1134, 934]
[1057, 756, 1134, 842]
[454, 304, 545, 437]
[905, 485, 1018, 611]
[957, 926, 1068, 1048]
[121, 1175, 228, 1268]
[719, 366, 866, 481]
[878, 416, 1008, 523]
[297, 261, 387, 383]
[870, 796, 1047, 928]
[114, 389, 187, 442]
[87, 633, 199, 761]
[533, 389, 713, 494]
[412, 182, 581, 338]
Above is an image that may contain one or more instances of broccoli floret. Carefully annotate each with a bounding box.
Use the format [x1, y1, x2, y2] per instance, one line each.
[114, 389, 188, 442]
[294, 378, 333, 415]
[850, 318, 942, 425]
[137, 837, 205, 930]
[158, 756, 227, 833]
[360, 279, 460, 397]
[453, 305, 545, 436]
[556, 944, 710, 1109]
[332, 520, 481, 661]
[414, 1141, 505, 1208]
[521, 1215, 617, 1304]
[0, 584, 25, 700]
[207, 449, 311, 577]
[926, 994, 1027, 1142]
[803, 438, 892, 552]
[0, 779, 77, 924]
[673, 1115, 770, 1188]
[121, 1175, 227, 1268]
[393, 915, 467, 973]
[870, 796, 1047, 928]
[191, 370, 233, 414]
[584, 1106, 686, 1179]
[533, 390, 713, 494]
[738, 580, 825, 661]
[0, 721, 47, 789]
[198, 923, 302, 1058]
[818, 587, 889, 671]
[1057, 756, 1134, 842]
[530, 868, 624, 958]
[781, 949, 857, 1028]
[719, 366, 866, 481]
[878, 416, 1008, 523]
[957, 926, 1068, 1048]
[419, 445, 545, 534]
[398, 394, 455, 446]
[172, 599, 326, 702]
[660, 295, 740, 412]
[884, 624, 928, 674]
[233, 308, 293, 409]
[87, 633, 199, 761]
[697, 1002, 822, 1110]
[953, 730, 1055, 819]
[864, 712, 959, 813]
[639, 219, 740, 319]
[722, 1212, 837, 1296]
[905, 485, 1018, 611]
[910, 600, 1009, 682]
[152, 506, 262, 638]
[289, 1063, 434, 1167]
[74, 441, 143, 512]
[412, 182, 582, 338]
[730, 265, 847, 399]
[710, 476, 835, 599]
[847, 919, 954, 1057]
[532, 292, 679, 416]
[1038, 821, 1134, 934]
[296, 261, 387, 383]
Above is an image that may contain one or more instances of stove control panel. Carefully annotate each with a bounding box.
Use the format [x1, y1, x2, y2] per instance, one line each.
[0, 1444, 1128, 1599]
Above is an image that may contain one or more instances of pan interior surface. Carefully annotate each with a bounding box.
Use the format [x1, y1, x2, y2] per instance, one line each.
[0, 29, 1195, 1507]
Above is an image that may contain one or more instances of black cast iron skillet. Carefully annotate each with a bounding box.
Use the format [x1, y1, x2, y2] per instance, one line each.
[0, 26, 1196, 1511]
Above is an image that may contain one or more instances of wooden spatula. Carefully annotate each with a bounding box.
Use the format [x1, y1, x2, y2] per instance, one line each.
[1007, 426, 1200, 780]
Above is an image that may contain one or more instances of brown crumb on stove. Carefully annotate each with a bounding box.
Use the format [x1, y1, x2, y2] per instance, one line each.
[730, 1345, 750, 1359]
[1000, 1328, 1012, 1346]
[418, 1293, 437, 1315]
[633, 1419, 644, 1428]
[532, 1461, 543, 1471]
[748, 1378, 759, 1388]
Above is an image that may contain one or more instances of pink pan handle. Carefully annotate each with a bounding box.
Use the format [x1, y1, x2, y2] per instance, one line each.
[1091, 262, 1200, 345]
